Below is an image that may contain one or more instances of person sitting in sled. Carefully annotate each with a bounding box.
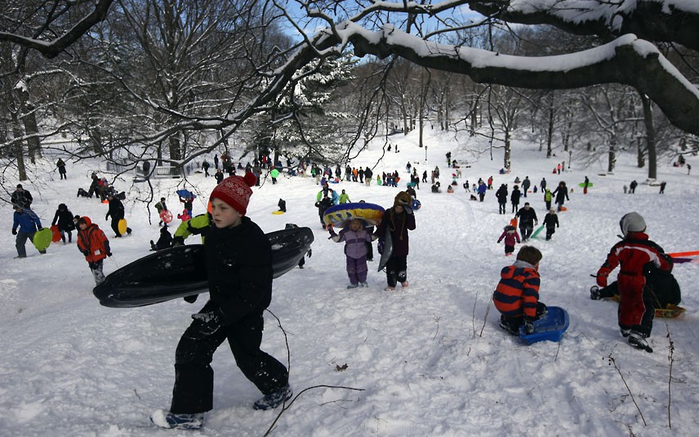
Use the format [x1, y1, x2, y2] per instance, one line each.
[150, 226, 173, 251]
[493, 246, 547, 335]
[328, 218, 377, 289]
[594, 212, 673, 353]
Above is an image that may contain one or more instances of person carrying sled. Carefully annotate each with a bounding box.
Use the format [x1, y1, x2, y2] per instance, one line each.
[375, 191, 416, 291]
[155, 197, 169, 226]
[515, 202, 538, 241]
[151, 173, 291, 430]
[497, 225, 521, 256]
[76, 216, 111, 285]
[493, 246, 547, 335]
[328, 218, 377, 288]
[552, 181, 569, 212]
[105, 193, 131, 237]
[594, 212, 673, 353]
[12, 204, 45, 258]
[51, 203, 76, 244]
[542, 208, 560, 241]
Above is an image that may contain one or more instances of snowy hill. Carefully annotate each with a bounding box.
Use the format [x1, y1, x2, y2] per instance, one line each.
[1, 130, 698, 436]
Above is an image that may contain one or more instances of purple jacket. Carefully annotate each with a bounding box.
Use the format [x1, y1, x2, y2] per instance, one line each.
[332, 228, 373, 259]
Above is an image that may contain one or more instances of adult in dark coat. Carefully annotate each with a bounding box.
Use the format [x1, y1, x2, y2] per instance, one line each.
[495, 184, 508, 214]
[510, 185, 522, 214]
[11, 184, 33, 208]
[105, 194, 130, 237]
[521, 176, 531, 197]
[552, 181, 570, 211]
[515, 203, 538, 241]
[51, 203, 76, 243]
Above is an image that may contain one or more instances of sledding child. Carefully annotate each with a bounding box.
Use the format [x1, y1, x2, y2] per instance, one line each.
[375, 191, 416, 291]
[497, 225, 521, 256]
[51, 203, 75, 243]
[542, 208, 560, 241]
[151, 173, 291, 430]
[493, 245, 547, 335]
[150, 226, 173, 251]
[155, 197, 169, 226]
[594, 212, 673, 353]
[76, 216, 111, 285]
[328, 218, 377, 288]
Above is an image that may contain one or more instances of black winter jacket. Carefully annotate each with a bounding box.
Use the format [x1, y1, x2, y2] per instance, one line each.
[204, 217, 273, 325]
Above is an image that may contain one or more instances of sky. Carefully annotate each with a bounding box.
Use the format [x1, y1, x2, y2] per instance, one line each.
[1, 128, 699, 436]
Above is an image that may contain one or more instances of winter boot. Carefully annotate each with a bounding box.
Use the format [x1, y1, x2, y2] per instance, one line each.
[359, 282, 368, 287]
[589, 286, 602, 300]
[150, 410, 204, 430]
[628, 332, 653, 353]
[253, 384, 293, 410]
[347, 283, 359, 289]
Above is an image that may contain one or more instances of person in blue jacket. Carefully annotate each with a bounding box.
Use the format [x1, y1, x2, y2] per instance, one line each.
[12, 204, 45, 258]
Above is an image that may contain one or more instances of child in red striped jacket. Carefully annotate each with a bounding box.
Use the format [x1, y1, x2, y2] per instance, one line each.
[493, 246, 547, 335]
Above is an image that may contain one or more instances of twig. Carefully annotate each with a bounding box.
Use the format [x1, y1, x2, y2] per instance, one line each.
[263, 385, 365, 436]
[607, 352, 647, 426]
[262, 309, 365, 436]
[479, 297, 492, 338]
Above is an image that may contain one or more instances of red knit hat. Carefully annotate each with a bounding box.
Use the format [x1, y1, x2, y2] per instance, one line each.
[210, 172, 257, 215]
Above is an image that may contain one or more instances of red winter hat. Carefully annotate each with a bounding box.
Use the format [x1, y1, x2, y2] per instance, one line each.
[210, 172, 257, 215]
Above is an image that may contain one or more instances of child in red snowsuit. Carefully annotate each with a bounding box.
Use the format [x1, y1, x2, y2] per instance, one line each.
[595, 212, 673, 353]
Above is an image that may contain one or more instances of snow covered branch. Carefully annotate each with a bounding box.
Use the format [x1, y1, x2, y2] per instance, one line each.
[468, 0, 699, 52]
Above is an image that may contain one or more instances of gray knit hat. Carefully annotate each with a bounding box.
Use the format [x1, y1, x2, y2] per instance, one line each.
[619, 212, 646, 237]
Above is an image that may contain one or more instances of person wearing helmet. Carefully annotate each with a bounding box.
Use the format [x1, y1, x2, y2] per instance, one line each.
[595, 212, 673, 353]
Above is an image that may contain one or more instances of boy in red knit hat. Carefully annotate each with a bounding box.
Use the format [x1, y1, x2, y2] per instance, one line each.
[152, 172, 291, 430]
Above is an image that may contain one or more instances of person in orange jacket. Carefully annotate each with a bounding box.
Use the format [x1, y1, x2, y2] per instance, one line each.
[76, 216, 111, 285]
[493, 246, 546, 335]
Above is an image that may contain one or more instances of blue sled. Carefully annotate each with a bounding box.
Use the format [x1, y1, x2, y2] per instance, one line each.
[519, 306, 569, 345]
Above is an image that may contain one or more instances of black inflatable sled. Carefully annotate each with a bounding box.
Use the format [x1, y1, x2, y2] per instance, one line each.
[94, 227, 314, 308]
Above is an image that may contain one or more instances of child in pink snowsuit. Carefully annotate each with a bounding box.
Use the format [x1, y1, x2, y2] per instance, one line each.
[329, 218, 376, 288]
[497, 225, 521, 256]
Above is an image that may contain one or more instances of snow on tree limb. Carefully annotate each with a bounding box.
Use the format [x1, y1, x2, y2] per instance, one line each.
[468, 0, 699, 52]
[323, 23, 699, 136]
[0, 0, 115, 58]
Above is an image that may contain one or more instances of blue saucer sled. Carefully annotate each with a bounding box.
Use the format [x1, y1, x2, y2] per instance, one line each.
[519, 306, 569, 345]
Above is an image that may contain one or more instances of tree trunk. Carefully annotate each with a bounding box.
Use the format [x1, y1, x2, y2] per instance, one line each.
[608, 136, 617, 172]
[640, 93, 657, 179]
[546, 101, 554, 158]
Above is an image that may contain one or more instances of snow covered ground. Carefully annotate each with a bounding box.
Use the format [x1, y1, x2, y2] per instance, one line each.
[1, 130, 698, 437]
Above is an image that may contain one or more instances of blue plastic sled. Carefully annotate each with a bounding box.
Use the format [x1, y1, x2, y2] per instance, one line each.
[519, 306, 569, 345]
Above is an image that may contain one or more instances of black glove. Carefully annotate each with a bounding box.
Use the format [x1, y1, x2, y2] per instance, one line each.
[306, 248, 312, 258]
[105, 214, 109, 221]
[523, 321, 535, 335]
[191, 310, 223, 335]
[405, 207, 413, 215]
[12, 229, 17, 235]
[183, 294, 198, 304]
[172, 236, 185, 247]
[81, 250, 89, 256]
[38, 227, 44, 231]
[106, 252, 112, 257]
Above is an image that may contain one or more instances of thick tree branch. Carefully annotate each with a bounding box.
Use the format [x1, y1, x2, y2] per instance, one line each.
[338, 24, 699, 136]
[0, 0, 115, 58]
[469, 0, 699, 52]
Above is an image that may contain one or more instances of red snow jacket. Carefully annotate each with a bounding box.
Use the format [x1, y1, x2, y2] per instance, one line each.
[77, 216, 111, 263]
[596, 232, 672, 287]
[493, 261, 541, 319]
